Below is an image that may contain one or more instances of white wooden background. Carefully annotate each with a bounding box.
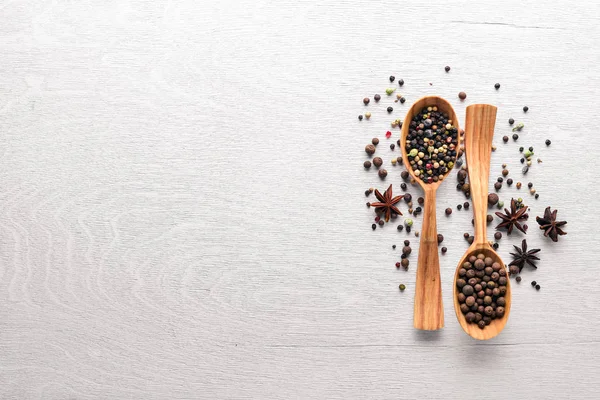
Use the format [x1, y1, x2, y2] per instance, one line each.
[1, 0, 599, 399]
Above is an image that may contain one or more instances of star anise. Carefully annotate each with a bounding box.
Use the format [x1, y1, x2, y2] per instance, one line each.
[536, 206, 567, 242]
[495, 198, 529, 234]
[509, 239, 540, 271]
[371, 184, 402, 222]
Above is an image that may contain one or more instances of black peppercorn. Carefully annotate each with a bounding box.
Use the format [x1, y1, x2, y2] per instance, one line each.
[387, 106, 393, 113]
[400, 97, 406, 104]
[494, 232, 502, 240]
[400, 183, 407, 190]
[390, 144, 395, 150]
[458, 91, 467, 100]
[509, 118, 514, 125]
[507, 178, 513, 186]
[406, 226, 411, 233]
[494, 83, 500, 89]
[378, 220, 384, 226]
[404, 240, 410, 246]
[519, 146, 524, 152]
[398, 79, 404, 86]
[389, 75, 395, 82]
[397, 225, 404, 231]
[503, 136, 509, 142]
[445, 66, 451, 72]
[374, 94, 381, 102]
[371, 223, 376, 230]
[535, 193, 539, 199]
[463, 232, 470, 239]
[417, 197, 424, 205]
[531, 281, 536, 286]
[441, 247, 447, 254]
[529, 146, 534, 152]
[520, 158, 525, 164]
[523, 106, 529, 112]
[437, 234, 444, 244]
[445, 208, 452, 216]
[527, 182, 533, 188]
[463, 202, 470, 209]
[494, 182, 502, 191]
[492, 243, 499, 250]
[497, 177, 503, 183]
[404, 193, 412, 203]
[457, 204, 462, 210]
[535, 284, 540, 290]
[392, 245, 396, 249]
[545, 139, 551, 146]
[512, 134, 519, 141]
[358, 115, 363, 121]
[401, 171, 409, 180]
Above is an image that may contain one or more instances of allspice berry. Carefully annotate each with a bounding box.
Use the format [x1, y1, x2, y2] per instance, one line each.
[378, 169, 387, 179]
[363, 160, 372, 169]
[373, 157, 383, 168]
[494, 182, 502, 191]
[445, 208, 452, 215]
[437, 234, 444, 244]
[401, 258, 409, 269]
[372, 138, 379, 145]
[365, 144, 376, 155]
[488, 193, 499, 206]
[494, 232, 502, 240]
[363, 97, 370, 105]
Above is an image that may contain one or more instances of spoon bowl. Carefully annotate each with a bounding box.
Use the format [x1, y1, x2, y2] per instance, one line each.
[453, 104, 511, 340]
[400, 96, 460, 330]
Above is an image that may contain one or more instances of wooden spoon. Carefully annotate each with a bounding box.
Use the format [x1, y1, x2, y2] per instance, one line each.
[453, 104, 511, 340]
[400, 96, 460, 330]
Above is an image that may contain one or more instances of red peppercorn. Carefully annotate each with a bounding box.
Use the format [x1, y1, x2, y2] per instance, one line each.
[386, 131, 392, 138]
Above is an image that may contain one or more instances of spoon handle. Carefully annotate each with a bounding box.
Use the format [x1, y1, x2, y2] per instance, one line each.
[464, 104, 498, 244]
[414, 187, 443, 330]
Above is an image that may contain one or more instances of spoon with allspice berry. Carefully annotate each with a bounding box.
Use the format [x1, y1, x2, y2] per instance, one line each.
[400, 96, 460, 330]
[453, 104, 511, 340]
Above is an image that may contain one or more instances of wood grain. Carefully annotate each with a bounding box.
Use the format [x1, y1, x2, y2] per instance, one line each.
[1, 0, 600, 399]
[400, 96, 460, 330]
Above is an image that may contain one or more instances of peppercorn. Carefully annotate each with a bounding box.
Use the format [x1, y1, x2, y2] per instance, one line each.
[445, 66, 451, 72]
[463, 232, 470, 239]
[487, 214, 493, 223]
[522, 166, 529, 174]
[399, 284, 406, 291]
[516, 182, 522, 189]
[506, 178, 513, 186]
[494, 232, 502, 240]
[399, 97, 406, 104]
[494, 83, 500, 90]
[404, 193, 412, 203]
[371, 223, 376, 230]
[509, 265, 520, 276]
[374, 94, 381, 102]
[503, 136, 509, 142]
[492, 243, 499, 250]
[401, 258, 409, 270]
[488, 193, 499, 206]
[387, 106, 393, 113]
[372, 138, 379, 145]
[398, 79, 404, 86]
[402, 246, 412, 256]
[405, 219, 413, 227]
[508, 118, 514, 126]
[406, 226, 411, 233]
[441, 247, 447, 254]
[373, 157, 383, 168]
[390, 144, 395, 150]
[445, 208, 452, 216]
[535, 284, 540, 290]
[502, 169, 509, 176]
[401, 171, 409, 180]
[363, 161, 371, 169]
[519, 146, 524, 152]
[437, 234, 444, 244]
[464, 202, 470, 209]
[363, 97, 370, 105]
[520, 158, 525, 164]
[358, 115, 363, 121]
[389, 75, 395, 82]
[516, 276, 522, 283]
[378, 220, 384, 226]
[494, 182, 502, 191]
[386, 88, 395, 96]
[545, 139, 551, 146]
[467, 236, 474, 244]
[458, 91, 467, 100]
[365, 144, 376, 155]
[512, 134, 519, 141]
[535, 193, 539, 199]
[397, 224, 403, 231]
[531, 281, 536, 287]
[523, 106, 529, 112]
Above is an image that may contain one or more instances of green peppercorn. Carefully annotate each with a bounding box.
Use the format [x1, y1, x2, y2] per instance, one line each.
[386, 88, 395, 95]
[399, 283, 406, 291]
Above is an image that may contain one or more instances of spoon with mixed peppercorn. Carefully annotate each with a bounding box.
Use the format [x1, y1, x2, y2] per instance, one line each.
[453, 104, 511, 340]
[400, 96, 460, 330]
